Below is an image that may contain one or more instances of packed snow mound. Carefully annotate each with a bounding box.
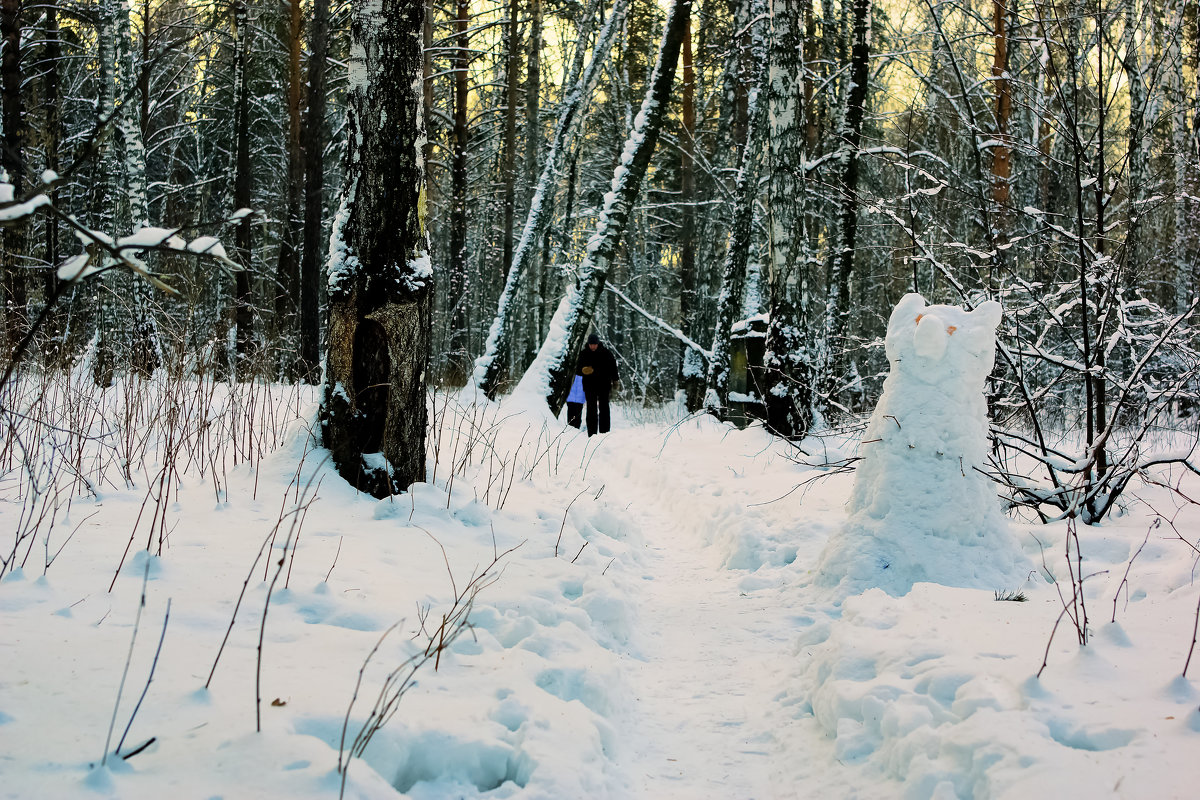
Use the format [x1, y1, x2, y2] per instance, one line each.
[816, 293, 1030, 596]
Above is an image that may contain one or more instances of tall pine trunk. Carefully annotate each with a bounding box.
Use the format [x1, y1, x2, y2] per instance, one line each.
[500, 0, 519, 277]
[41, 2, 62, 363]
[299, 0, 330, 382]
[275, 0, 305, 373]
[824, 0, 870, 398]
[678, 13, 704, 411]
[321, 0, 432, 498]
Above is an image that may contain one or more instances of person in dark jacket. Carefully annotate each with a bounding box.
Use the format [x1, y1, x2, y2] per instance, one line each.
[575, 333, 619, 436]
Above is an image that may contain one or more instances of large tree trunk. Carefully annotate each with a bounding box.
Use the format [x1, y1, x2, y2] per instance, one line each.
[472, 0, 629, 397]
[321, 0, 432, 498]
[299, 0, 330, 382]
[521, 0, 692, 416]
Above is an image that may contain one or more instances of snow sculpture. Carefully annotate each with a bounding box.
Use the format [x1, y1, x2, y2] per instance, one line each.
[816, 293, 1029, 596]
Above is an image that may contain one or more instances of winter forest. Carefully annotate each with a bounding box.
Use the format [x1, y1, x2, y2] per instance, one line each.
[3, 0, 1200, 797]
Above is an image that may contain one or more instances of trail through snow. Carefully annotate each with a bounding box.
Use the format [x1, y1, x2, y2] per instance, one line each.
[617, 504, 780, 797]
[581, 420, 805, 799]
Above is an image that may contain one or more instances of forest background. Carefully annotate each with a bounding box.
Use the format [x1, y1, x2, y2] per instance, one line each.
[0, 0, 1198, 520]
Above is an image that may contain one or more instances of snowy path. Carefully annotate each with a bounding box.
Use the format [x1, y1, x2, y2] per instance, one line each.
[617, 509, 783, 798]
[590, 426, 801, 799]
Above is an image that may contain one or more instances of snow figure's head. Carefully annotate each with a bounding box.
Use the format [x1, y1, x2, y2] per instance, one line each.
[885, 293, 1003, 390]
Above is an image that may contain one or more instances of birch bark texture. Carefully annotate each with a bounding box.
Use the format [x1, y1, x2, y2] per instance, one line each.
[321, 0, 432, 498]
[762, 0, 815, 440]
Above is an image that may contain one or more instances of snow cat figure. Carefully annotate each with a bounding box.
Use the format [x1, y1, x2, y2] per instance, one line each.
[816, 293, 1029, 597]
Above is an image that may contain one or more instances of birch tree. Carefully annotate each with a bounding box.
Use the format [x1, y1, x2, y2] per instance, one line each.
[762, 0, 816, 438]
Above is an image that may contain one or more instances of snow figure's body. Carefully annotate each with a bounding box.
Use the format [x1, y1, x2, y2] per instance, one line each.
[816, 293, 1029, 596]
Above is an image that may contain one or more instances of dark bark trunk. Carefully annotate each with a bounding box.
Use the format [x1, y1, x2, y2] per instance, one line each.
[1, 0, 25, 357]
[299, 0, 331, 383]
[275, 0, 305, 372]
[321, 0, 432, 498]
[825, 0, 870, 393]
[445, 0, 470, 384]
[232, 0, 256, 378]
[501, 0, 519, 278]
[41, 2, 62, 363]
[678, 15, 703, 411]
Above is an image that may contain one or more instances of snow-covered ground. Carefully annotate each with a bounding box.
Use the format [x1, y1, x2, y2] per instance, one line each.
[2, 378, 1199, 799]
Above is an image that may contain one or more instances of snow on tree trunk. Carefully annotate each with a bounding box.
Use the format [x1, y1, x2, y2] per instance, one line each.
[473, 0, 630, 398]
[320, 0, 432, 498]
[1167, 0, 1194, 312]
[444, 0, 470, 385]
[816, 294, 1028, 597]
[1121, 0, 1148, 277]
[119, 0, 160, 377]
[91, 0, 159, 384]
[517, 0, 692, 416]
